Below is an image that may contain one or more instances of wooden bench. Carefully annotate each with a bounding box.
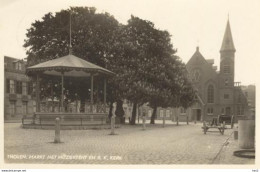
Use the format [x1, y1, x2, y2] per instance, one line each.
[202, 121, 226, 135]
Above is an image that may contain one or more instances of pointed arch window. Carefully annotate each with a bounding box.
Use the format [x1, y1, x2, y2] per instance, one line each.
[207, 85, 214, 103]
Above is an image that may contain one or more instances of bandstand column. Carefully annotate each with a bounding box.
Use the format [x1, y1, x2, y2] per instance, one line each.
[104, 78, 107, 105]
[36, 73, 40, 112]
[61, 71, 64, 112]
[91, 74, 94, 112]
[51, 81, 54, 112]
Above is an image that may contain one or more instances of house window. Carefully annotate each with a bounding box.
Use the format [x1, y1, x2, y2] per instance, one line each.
[180, 107, 186, 115]
[16, 81, 22, 94]
[207, 107, 214, 115]
[14, 62, 22, 70]
[160, 110, 164, 117]
[6, 79, 10, 93]
[224, 94, 229, 99]
[207, 85, 214, 103]
[148, 110, 152, 117]
[224, 65, 231, 74]
[22, 82, 27, 95]
[166, 110, 170, 117]
[10, 80, 15, 94]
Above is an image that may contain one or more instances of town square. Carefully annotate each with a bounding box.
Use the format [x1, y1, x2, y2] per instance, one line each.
[1, 0, 258, 170]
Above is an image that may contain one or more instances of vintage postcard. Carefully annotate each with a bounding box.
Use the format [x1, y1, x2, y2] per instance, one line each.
[0, 0, 259, 170]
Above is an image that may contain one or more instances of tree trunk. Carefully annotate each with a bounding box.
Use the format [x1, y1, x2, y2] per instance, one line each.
[130, 102, 137, 125]
[150, 105, 157, 124]
[115, 99, 125, 124]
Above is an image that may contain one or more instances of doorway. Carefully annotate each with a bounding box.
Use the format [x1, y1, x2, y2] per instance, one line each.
[196, 109, 201, 121]
[193, 109, 201, 121]
[225, 107, 231, 115]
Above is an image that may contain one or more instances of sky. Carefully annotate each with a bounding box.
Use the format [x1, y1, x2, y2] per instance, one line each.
[0, 0, 259, 85]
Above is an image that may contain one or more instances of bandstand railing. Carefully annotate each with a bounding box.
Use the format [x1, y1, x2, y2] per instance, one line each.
[22, 102, 110, 128]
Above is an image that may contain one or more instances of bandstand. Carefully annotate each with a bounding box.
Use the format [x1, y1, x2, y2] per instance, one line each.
[22, 54, 114, 129]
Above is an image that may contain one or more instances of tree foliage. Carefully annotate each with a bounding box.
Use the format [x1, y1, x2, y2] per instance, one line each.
[24, 7, 195, 123]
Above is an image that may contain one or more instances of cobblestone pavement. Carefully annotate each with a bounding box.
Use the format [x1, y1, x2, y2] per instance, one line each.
[4, 121, 254, 164]
[212, 133, 255, 164]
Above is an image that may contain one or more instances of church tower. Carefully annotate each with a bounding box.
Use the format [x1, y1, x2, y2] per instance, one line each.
[219, 19, 236, 87]
[219, 18, 236, 115]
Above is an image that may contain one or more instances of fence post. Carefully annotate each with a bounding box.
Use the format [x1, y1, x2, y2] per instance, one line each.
[176, 115, 179, 126]
[203, 121, 207, 134]
[54, 117, 61, 143]
[110, 115, 116, 135]
[186, 115, 189, 125]
[142, 115, 146, 130]
[163, 110, 165, 128]
[220, 121, 225, 135]
[231, 116, 234, 129]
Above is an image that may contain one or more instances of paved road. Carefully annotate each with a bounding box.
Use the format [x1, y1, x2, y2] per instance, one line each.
[4, 122, 254, 164]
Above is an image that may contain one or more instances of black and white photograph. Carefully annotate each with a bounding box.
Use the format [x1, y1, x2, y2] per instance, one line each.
[0, 0, 258, 170]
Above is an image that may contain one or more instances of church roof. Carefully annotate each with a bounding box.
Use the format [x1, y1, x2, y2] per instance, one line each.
[220, 19, 236, 52]
[26, 54, 114, 77]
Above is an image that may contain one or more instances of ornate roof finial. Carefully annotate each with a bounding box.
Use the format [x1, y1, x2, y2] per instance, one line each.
[196, 39, 199, 52]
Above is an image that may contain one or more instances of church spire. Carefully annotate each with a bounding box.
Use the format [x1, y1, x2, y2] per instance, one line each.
[220, 18, 236, 52]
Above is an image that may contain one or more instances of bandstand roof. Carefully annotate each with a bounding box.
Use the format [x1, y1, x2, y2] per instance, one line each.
[26, 54, 114, 77]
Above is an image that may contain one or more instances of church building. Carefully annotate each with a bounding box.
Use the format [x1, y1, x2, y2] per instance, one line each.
[186, 19, 248, 122]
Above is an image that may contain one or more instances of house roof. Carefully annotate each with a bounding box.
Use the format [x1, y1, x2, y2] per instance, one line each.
[26, 54, 115, 77]
[186, 47, 217, 73]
